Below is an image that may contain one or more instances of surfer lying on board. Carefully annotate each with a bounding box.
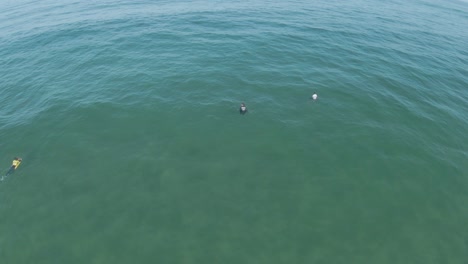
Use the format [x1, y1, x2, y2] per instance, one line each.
[311, 92, 318, 100]
[1, 157, 22, 181]
[239, 103, 247, 115]
[5, 157, 22, 176]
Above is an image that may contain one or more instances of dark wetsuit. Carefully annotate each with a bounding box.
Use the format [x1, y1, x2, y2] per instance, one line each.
[240, 106, 247, 115]
[5, 160, 20, 176]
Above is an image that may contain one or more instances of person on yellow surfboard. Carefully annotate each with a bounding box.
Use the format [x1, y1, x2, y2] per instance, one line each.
[0, 157, 22, 181]
[6, 157, 22, 176]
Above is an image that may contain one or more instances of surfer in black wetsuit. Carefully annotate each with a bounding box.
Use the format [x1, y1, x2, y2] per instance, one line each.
[6, 157, 21, 176]
[1, 157, 22, 181]
[239, 103, 247, 115]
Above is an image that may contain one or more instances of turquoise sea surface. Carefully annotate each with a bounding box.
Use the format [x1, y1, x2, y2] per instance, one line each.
[1, 0, 467, 263]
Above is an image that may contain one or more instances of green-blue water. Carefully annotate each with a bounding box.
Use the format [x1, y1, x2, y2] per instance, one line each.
[1, 0, 467, 263]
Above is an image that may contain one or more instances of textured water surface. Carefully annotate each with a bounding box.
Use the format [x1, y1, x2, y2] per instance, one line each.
[0, 0, 467, 263]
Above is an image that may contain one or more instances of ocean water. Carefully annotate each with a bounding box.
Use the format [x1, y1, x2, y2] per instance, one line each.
[1, 0, 467, 263]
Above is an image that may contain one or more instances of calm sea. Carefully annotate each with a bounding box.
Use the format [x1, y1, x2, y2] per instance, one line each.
[1, 0, 467, 263]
